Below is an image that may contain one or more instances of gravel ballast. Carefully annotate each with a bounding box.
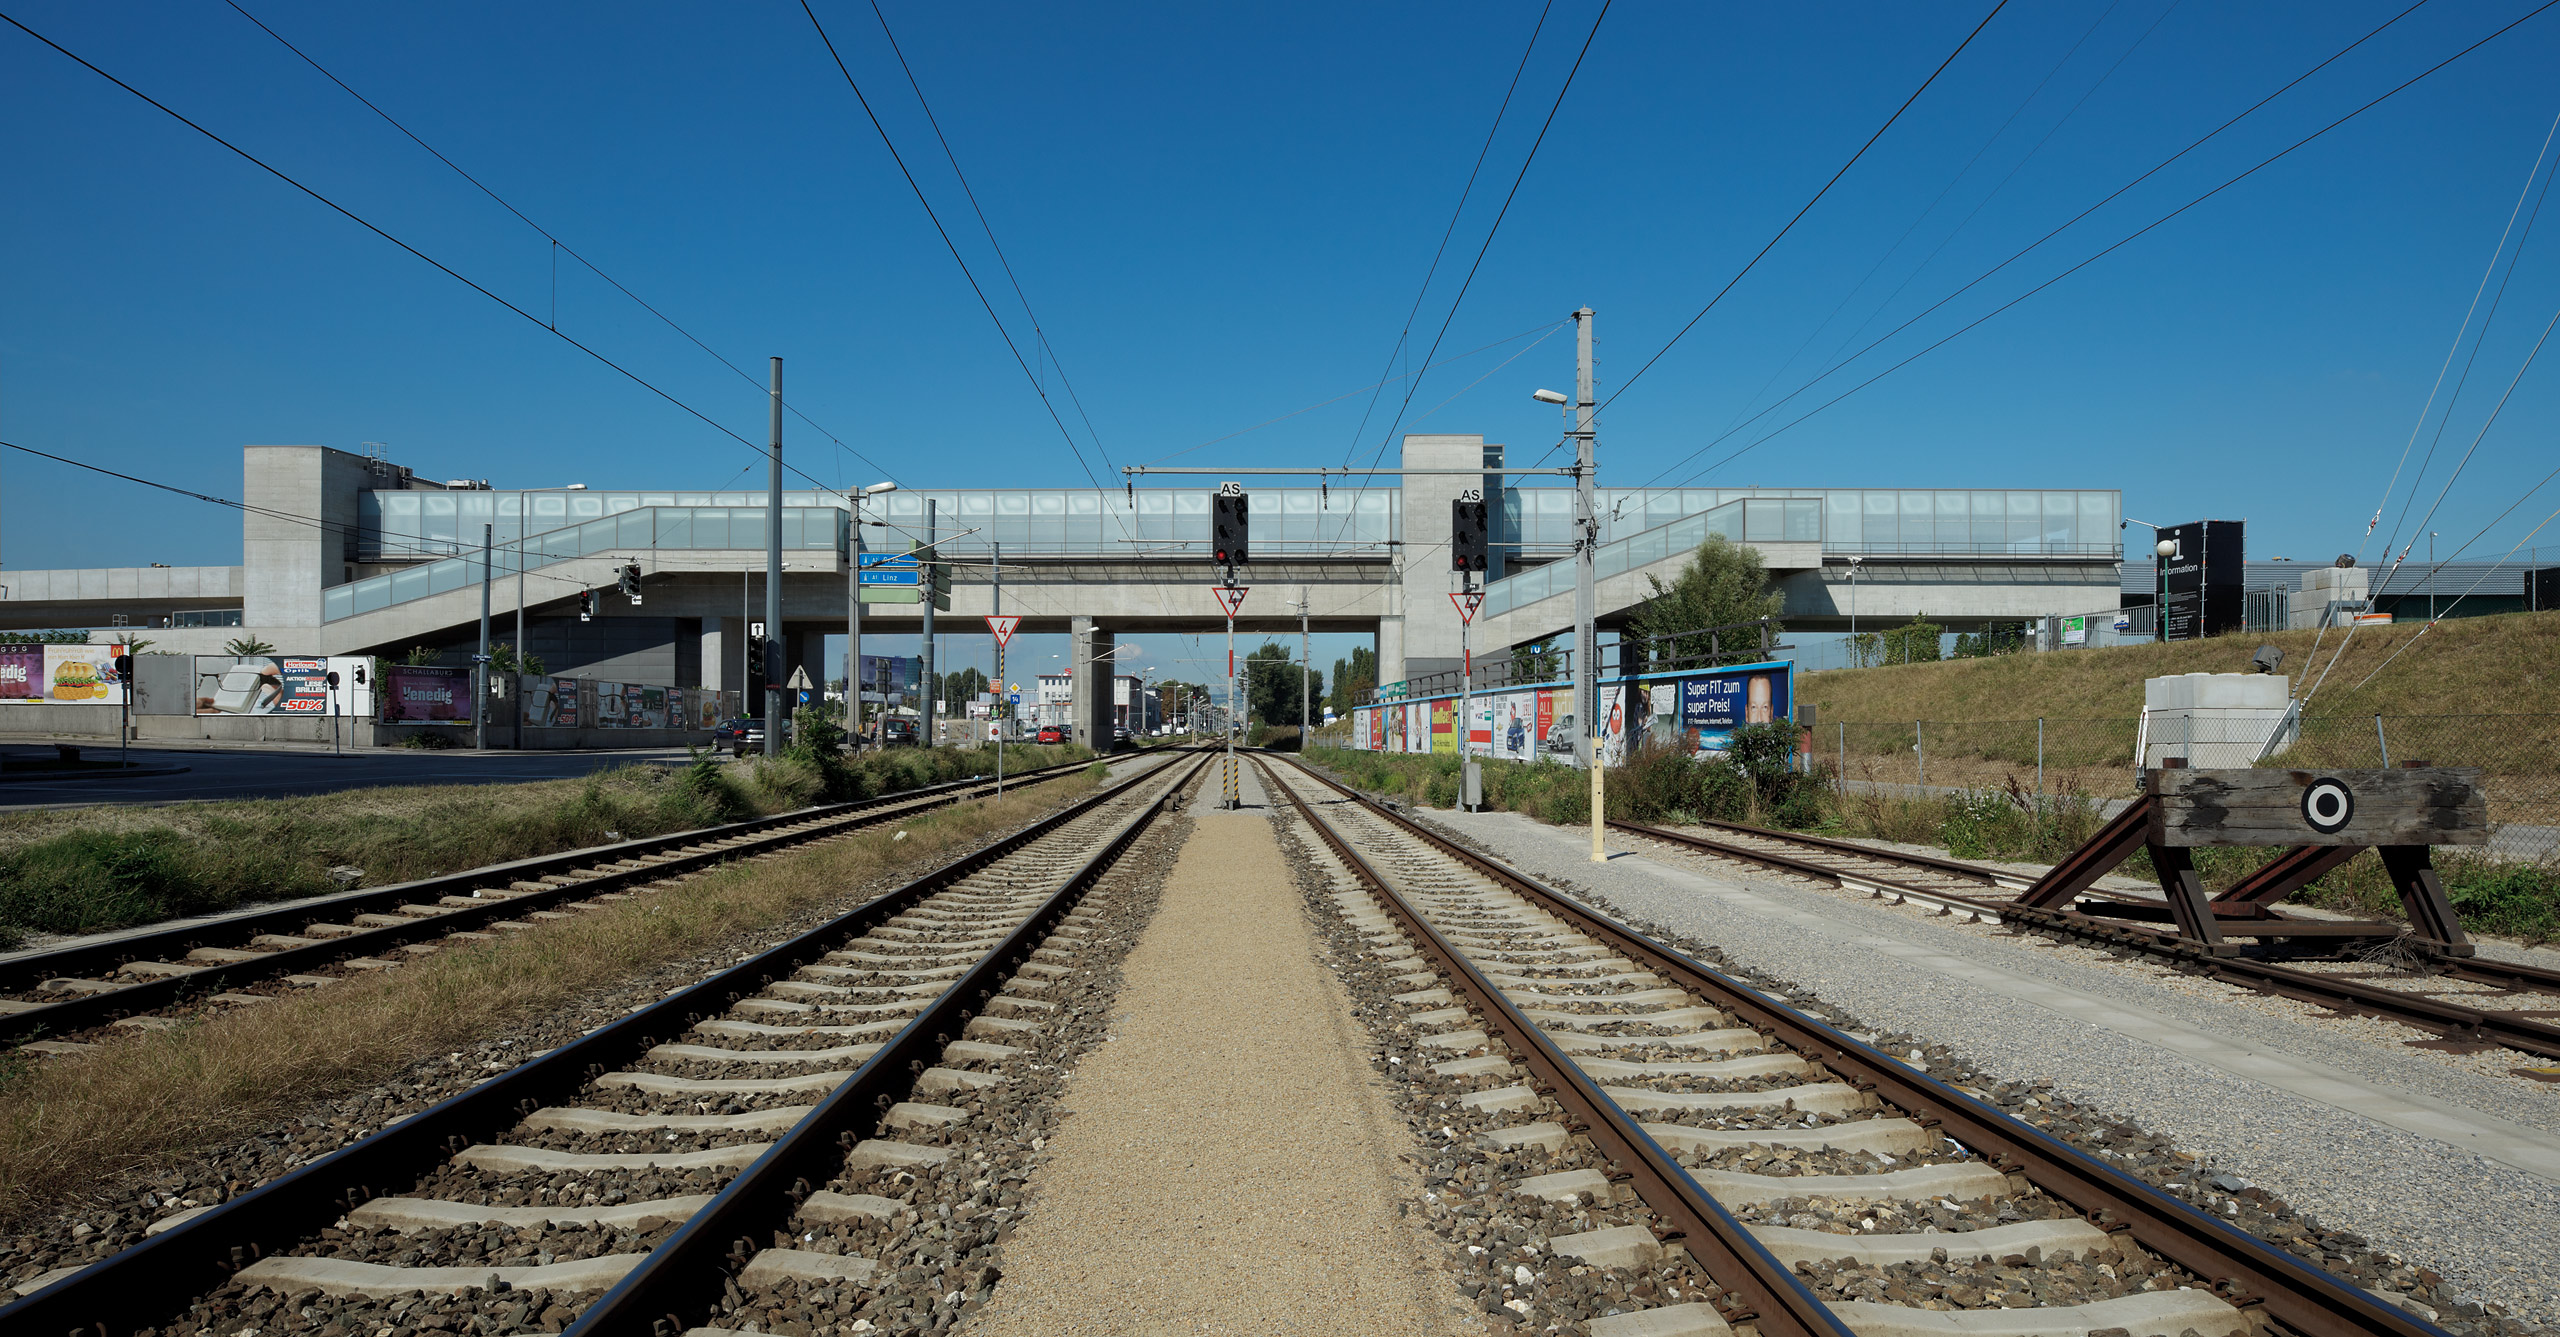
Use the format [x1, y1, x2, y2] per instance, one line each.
[1396, 799, 2560, 1328]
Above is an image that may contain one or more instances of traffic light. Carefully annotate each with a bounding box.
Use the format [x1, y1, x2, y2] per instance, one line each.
[1451, 496, 1489, 573]
[617, 563, 642, 605]
[577, 590, 596, 622]
[1212, 488, 1249, 567]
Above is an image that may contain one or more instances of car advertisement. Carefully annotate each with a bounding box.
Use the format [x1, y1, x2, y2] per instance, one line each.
[192, 654, 329, 715]
[381, 664, 470, 722]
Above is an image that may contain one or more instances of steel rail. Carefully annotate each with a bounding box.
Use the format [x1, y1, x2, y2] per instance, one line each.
[0, 757, 1098, 1047]
[574, 750, 1207, 1335]
[1276, 756, 2449, 1337]
[1254, 757, 1850, 1337]
[1656, 816, 2032, 890]
[1617, 817, 2560, 1064]
[0, 750, 1200, 1337]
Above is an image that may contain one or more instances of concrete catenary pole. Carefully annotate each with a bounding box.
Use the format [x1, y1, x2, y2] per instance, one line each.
[1571, 307, 1603, 862]
[1298, 587, 1310, 742]
[920, 498, 938, 747]
[514, 530, 525, 750]
[764, 357, 784, 756]
[846, 492, 860, 747]
[475, 522, 492, 750]
[993, 541, 1004, 796]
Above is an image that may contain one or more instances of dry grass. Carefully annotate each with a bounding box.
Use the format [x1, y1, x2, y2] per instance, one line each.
[1800, 608, 2560, 725]
[0, 770, 1103, 1230]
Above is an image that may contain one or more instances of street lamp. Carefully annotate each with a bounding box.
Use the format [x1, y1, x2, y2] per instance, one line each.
[2124, 518, 2174, 642]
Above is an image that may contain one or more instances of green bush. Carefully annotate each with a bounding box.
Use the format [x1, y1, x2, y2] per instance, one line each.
[2447, 862, 2560, 943]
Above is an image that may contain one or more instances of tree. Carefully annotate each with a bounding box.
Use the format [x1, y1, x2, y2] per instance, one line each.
[1951, 622, 2027, 659]
[1626, 534, 1783, 672]
[403, 645, 443, 666]
[937, 667, 989, 712]
[1243, 641, 1321, 726]
[1327, 645, 1377, 714]
[1507, 638, 1561, 684]
[225, 635, 279, 657]
[489, 642, 547, 675]
[1879, 614, 1944, 665]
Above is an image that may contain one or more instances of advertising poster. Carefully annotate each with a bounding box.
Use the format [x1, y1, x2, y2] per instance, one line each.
[1464, 696, 1494, 757]
[1489, 690, 1539, 762]
[45, 645, 131, 705]
[1537, 690, 1562, 757]
[192, 654, 325, 715]
[596, 682, 630, 727]
[636, 686, 669, 729]
[381, 665, 470, 722]
[579, 680, 600, 729]
[1385, 702, 1404, 754]
[1368, 707, 1383, 751]
[666, 688, 688, 730]
[522, 676, 575, 728]
[1622, 679, 1677, 757]
[1598, 684, 1631, 766]
[1677, 663, 1794, 756]
[0, 645, 46, 701]
[1430, 700, 1453, 754]
[696, 692, 720, 730]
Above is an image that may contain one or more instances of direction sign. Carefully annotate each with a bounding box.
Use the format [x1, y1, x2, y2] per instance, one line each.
[858, 553, 920, 586]
[1213, 585, 1249, 619]
[1450, 591, 1483, 625]
[985, 614, 1022, 646]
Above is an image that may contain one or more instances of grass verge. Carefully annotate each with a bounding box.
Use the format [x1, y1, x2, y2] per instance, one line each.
[0, 765, 1105, 1229]
[0, 743, 1089, 949]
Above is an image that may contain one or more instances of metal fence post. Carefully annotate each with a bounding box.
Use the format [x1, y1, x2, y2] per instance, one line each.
[1838, 722, 1845, 791]
[2375, 714, 2390, 768]
[2037, 717, 2045, 797]
[1916, 719, 1925, 790]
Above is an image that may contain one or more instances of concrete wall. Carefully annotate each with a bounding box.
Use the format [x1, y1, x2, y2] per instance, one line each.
[1393, 434, 1503, 682]
[0, 565, 244, 629]
[245, 445, 373, 628]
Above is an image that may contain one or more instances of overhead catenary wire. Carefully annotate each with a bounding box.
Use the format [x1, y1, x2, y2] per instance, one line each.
[1654, 0, 2560, 495]
[1327, 0, 1612, 548]
[2349, 495, 2560, 694]
[1338, 0, 1558, 470]
[798, 0, 1114, 506]
[219, 0, 899, 492]
[1614, 0, 2446, 508]
[1600, 0, 2011, 413]
[2359, 108, 2560, 561]
[0, 10, 885, 503]
[863, 0, 1113, 481]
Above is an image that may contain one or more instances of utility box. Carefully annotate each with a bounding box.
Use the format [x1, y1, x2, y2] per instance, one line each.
[2137, 672, 2291, 769]
[1461, 759, 1483, 812]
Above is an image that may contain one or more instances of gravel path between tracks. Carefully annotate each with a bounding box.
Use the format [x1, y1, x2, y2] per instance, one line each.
[963, 805, 1467, 1337]
[1391, 800, 2560, 1329]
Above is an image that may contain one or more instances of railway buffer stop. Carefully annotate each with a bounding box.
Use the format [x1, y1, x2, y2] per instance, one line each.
[2009, 761, 2488, 959]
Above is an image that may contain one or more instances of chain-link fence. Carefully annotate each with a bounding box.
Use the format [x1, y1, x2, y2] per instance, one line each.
[1816, 714, 2558, 861]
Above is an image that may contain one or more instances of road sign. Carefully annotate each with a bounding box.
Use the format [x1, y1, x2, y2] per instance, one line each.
[750, 621, 765, 638]
[858, 553, 920, 585]
[986, 721, 1000, 740]
[985, 614, 1021, 646]
[1450, 591, 1484, 624]
[1007, 692, 1022, 705]
[1213, 586, 1248, 619]
[786, 666, 813, 690]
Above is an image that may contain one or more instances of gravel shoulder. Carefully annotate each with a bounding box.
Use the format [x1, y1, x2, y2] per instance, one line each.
[964, 799, 1465, 1336]
[1403, 801, 2560, 1327]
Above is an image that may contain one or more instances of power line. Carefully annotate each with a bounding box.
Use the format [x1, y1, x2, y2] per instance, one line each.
[1602, 0, 2012, 411]
[1329, 0, 1611, 547]
[797, 0, 1111, 497]
[1340, 0, 1557, 469]
[219, 0, 899, 490]
[0, 10, 819, 487]
[1655, 0, 2560, 491]
[863, 0, 1112, 479]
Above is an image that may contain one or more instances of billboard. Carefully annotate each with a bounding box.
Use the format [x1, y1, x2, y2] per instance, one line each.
[2159, 519, 2244, 641]
[522, 675, 580, 728]
[193, 655, 328, 715]
[0, 644, 133, 705]
[382, 664, 471, 722]
[1676, 663, 1794, 756]
[0, 645, 48, 701]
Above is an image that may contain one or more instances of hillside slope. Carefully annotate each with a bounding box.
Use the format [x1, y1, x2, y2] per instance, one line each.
[1798, 609, 2560, 724]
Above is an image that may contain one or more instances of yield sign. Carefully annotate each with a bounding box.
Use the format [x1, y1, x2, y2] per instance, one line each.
[1450, 591, 1484, 625]
[1213, 586, 1249, 619]
[984, 614, 1022, 647]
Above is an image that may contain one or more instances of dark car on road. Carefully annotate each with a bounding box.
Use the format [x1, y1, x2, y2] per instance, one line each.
[714, 716, 788, 756]
[881, 717, 919, 747]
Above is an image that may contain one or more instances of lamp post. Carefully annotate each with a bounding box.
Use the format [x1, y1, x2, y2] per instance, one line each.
[1847, 555, 1862, 666]
[2124, 518, 2173, 642]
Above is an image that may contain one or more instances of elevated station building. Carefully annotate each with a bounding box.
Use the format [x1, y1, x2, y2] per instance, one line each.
[1, 439, 2124, 734]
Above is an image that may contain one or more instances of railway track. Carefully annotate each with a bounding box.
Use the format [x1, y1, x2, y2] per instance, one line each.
[1608, 817, 2560, 1066]
[0, 747, 1205, 1337]
[1266, 754, 2444, 1337]
[0, 756, 1101, 1054]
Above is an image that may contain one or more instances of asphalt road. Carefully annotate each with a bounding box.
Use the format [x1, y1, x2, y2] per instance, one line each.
[0, 745, 697, 809]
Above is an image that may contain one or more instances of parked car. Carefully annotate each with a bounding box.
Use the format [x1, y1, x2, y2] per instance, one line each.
[1035, 725, 1066, 744]
[715, 716, 790, 756]
[881, 717, 919, 747]
[1113, 727, 1130, 744]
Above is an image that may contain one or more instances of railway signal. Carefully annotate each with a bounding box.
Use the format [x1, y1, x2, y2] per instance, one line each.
[1211, 482, 1249, 571]
[1451, 492, 1489, 573]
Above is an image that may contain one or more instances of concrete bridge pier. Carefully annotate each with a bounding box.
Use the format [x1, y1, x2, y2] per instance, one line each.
[1071, 616, 1115, 750]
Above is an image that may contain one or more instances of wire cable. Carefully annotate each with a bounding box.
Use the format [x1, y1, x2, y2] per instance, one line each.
[1651, 0, 2558, 491]
[221, 1, 898, 491]
[1601, 0, 2011, 412]
[1339, 0, 1557, 469]
[863, 0, 1113, 479]
[798, 0, 1110, 498]
[2360, 109, 2560, 561]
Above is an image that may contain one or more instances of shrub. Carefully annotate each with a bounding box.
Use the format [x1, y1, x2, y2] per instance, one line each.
[2447, 862, 2560, 944]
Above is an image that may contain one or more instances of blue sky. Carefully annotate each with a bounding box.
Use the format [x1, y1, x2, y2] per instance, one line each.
[5, 1, 2559, 688]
